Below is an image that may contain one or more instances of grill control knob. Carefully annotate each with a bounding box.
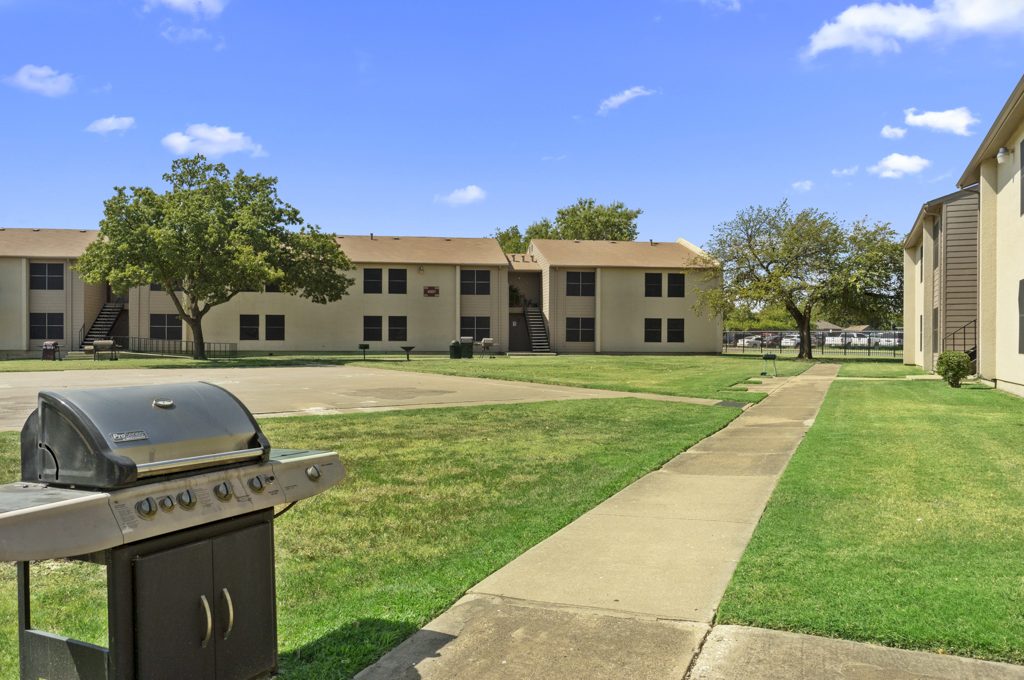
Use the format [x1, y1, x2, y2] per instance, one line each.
[214, 482, 233, 502]
[305, 465, 322, 482]
[178, 489, 197, 509]
[158, 496, 175, 512]
[135, 497, 157, 519]
[248, 476, 265, 493]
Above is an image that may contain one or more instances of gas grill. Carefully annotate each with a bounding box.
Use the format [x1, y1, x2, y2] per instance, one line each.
[0, 382, 345, 680]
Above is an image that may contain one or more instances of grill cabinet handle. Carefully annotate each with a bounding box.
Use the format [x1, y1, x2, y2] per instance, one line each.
[200, 595, 213, 648]
[222, 587, 235, 640]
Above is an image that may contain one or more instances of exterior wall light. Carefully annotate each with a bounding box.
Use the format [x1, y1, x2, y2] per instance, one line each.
[997, 147, 1013, 164]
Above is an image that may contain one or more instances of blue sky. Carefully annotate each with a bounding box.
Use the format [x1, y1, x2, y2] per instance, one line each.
[1, 0, 1022, 246]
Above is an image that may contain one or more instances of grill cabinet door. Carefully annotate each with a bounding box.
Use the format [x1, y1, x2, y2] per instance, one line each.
[212, 522, 277, 680]
[134, 540, 216, 680]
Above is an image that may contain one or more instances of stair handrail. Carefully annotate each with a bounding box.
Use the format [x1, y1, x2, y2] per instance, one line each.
[942, 319, 976, 354]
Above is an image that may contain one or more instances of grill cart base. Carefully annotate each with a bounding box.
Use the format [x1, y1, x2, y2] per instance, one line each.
[18, 510, 276, 680]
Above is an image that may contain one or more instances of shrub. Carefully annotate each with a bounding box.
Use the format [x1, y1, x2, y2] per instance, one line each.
[936, 351, 972, 388]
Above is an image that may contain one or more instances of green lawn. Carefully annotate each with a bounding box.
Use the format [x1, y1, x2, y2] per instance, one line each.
[0, 398, 738, 679]
[370, 354, 812, 403]
[717, 380, 1024, 664]
[836, 361, 927, 378]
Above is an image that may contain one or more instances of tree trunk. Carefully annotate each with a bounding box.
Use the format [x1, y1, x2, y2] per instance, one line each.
[186, 315, 207, 360]
[799, 317, 814, 360]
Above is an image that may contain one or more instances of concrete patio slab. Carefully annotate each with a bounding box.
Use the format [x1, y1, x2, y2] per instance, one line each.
[690, 626, 1024, 680]
[356, 595, 707, 680]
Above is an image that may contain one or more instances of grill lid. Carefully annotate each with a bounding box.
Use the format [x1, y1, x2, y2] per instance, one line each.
[21, 382, 270, 489]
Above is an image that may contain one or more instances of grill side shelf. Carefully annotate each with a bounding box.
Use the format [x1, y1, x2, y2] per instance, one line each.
[0, 484, 120, 562]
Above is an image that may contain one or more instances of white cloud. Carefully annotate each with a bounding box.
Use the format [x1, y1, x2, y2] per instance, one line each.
[434, 185, 486, 206]
[145, 0, 225, 17]
[881, 124, 907, 139]
[869, 153, 931, 178]
[161, 24, 212, 42]
[161, 124, 265, 157]
[691, 0, 741, 10]
[597, 86, 656, 115]
[904, 106, 979, 135]
[831, 165, 859, 177]
[792, 180, 814, 192]
[4, 64, 73, 97]
[86, 116, 135, 134]
[805, 0, 1024, 58]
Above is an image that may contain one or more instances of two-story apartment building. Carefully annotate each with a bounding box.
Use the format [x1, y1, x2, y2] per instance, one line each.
[0, 230, 722, 356]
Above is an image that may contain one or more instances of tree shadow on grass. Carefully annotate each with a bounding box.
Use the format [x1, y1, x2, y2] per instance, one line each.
[279, 618, 454, 680]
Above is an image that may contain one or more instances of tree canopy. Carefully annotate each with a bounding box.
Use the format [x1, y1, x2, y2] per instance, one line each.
[493, 198, 642, 252]
[76, 155, 354, 359]
[696, 200, 902, 359]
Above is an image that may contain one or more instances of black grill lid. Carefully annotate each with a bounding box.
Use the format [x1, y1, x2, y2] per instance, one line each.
[21, 382, 270, 489]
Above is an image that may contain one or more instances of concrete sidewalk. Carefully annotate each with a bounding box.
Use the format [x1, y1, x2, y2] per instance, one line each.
[356, 364, 838, 679]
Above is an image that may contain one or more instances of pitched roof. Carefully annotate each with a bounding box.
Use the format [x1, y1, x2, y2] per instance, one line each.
[959, 72, 1024, 188]
[0, 228, 97, 258]
[506, 253, 542, 271]
[529, 238, 710, 268]
[334, 235, 507, 266]
[902, 187, 979, 248]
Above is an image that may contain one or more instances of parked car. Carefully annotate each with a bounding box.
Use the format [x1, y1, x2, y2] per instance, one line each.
[823, 332, 848, 347]
[878, 332, 902, 348]
[761, 334, 783, 348]
[848, 333, 879, 348]
[780, 334, 801, 348]
[736, 335, 763, 347]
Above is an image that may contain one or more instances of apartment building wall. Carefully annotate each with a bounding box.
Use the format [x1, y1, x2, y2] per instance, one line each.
[0, 258, 28, 350]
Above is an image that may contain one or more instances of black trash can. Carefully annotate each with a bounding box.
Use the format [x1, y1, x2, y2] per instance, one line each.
[460, 336, 474, 359]
[41, 342, 60, 361]
[449, 340, 462, 359]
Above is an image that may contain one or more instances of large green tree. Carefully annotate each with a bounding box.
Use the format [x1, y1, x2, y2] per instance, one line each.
[493, 198, 642, 252]
[76, 155, 354, 359]
[696, 201, 901, 359]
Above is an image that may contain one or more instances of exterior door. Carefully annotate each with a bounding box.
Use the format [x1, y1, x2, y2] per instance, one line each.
[212, 522, 277, 680]
[134, 541, 216, 680]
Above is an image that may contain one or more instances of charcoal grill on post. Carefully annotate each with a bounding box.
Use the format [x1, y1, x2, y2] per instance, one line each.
[0, 382, 345, 680]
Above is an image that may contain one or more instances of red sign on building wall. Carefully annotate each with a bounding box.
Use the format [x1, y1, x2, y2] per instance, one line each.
[423, 286, 439, 297]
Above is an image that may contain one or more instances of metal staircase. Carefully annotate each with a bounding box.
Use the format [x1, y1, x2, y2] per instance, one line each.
[524, 306, 551, 353]
[82, 302, 124, 348]
[943, 319, 977, 371]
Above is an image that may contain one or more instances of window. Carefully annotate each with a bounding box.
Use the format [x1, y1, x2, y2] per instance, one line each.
[667, 318, 685, 343]
[644, 318, 661, 343]
[388, 316, 407, 341]
[566, 271, 595, 296]
[667, 273, 685, 298]
[645, 273, 662, 297]
[1018, 280, 1024, 354]
[265, 282, 281, 293]
[461, 269, 491, 295]
[266, 315, 285, 341]
[150, 314, 182, 340]
[931, 307, 939, 353]
[363, 315, 382, 341]
[29, 263, 63, 290]
[29, 313, 63, 340]
[565, 317, 595, 343]
[239, 314, 260, 341]
[460, 316, 490, 341]
[363, 268, 383, 294]
[388, 268, 407, 295]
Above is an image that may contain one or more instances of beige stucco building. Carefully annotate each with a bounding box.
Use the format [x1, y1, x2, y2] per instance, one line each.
[903, 73, 1024, 397]
[0, 230, 722, 356]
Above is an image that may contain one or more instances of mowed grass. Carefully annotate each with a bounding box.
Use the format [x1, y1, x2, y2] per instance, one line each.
[717, 381, 1024, 663]
[0, 398, 738, 679]
[372, 354, 811, 403]
[835, 361, 927, 378]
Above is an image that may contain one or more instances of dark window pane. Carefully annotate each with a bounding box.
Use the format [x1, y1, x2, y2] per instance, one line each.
[239, 314, 260, 341]
[364, 268, 383, 294]
[388, 315, 407, 341]
[363, 315, 382, 341]
[150, 282, 163, 291]
[30, 262, 63, 290]
[567, 271, 595, 297]
[645, 273, 662, 297]
[667, 318, 685, 343]
[461, 270, 490, 295]
[31, 312, 63, 340]
[265, 283, 281, 293]
[29, 313, 46, 339]
[266, 315, 285, 341]
[460, 316, 490, 341]
[644, 318, 661, 343]
[388, 269, 407, 295]
[566, 317, 595, 342]
[150, 314, 166, 340]
[667, 273, 685, 298]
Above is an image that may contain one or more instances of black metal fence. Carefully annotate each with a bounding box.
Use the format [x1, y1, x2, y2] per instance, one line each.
[111, 336, 238, 358]
[722, 330, 904, 358]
